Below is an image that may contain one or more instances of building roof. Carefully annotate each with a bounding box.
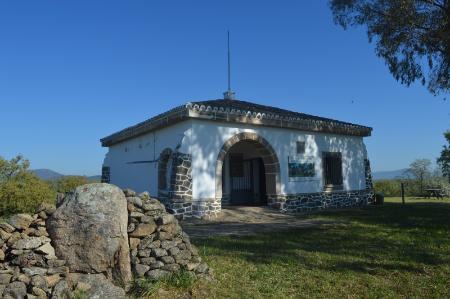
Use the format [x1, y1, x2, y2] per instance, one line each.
[100, 98, 372, 147]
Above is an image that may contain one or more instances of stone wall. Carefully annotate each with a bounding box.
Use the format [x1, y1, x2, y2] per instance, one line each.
[364, 159, 374, 190]
[0, 204, 75, 299]
[0, 184, 210, 299]
[169, 153, 193, 201]
[124, 189, 211, 280]
[164, 199, 221, 219]
[159, 152, 197, 218]
[268, 189, 374, 213]
[168, 189, 373, 219]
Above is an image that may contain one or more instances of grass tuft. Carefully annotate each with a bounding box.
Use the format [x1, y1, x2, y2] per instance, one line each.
[129, 278, 162, 298]
[129, 270, 197, 298]
[162, 269, 197, 289]
[72, 288, 87, 299]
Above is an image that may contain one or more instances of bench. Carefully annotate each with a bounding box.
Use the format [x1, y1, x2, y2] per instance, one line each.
[424, 188, 446, 199]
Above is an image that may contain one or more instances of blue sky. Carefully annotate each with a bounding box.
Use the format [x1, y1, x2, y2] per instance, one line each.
[0, 1, 448, 176]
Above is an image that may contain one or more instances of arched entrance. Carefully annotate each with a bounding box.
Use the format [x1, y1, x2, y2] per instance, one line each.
[215, 132, 280, 206]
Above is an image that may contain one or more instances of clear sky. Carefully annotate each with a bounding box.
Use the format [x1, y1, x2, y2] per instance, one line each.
[0, 1, 448, 176]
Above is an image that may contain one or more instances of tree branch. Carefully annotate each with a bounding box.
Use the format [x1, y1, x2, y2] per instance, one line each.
[418, 0, 446, 10]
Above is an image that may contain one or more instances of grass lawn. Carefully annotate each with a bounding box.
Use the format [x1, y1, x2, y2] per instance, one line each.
[145, 198, 450, 298]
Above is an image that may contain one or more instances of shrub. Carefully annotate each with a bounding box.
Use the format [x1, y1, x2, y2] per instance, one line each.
[52, 176, 90, 194]
[374, 180, 401, 197]
[374, 177, 450, 198]
[0, 155, 55, 215]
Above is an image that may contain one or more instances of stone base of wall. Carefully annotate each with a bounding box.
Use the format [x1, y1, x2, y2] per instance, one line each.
[161, 190, 374, 218]
[162, 198, 221, 219]
[268, 189, 374, 213]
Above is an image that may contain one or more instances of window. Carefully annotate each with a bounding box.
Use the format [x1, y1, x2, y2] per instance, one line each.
[101, 166, 110, 183]
[296, 141, 305, 154]
[323, 152, 343, 187]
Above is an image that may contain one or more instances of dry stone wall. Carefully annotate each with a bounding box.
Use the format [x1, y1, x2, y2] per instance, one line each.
[0, 204, 76, 299]
[0, 184, 210, 299]
[124, 189, 210, 280]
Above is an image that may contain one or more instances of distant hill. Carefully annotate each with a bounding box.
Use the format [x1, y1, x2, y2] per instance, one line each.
[31, 169, 100, 182]
[87, 175, 101, 181]
[31, 169, 64, 180]
[372, 169, 409, 180]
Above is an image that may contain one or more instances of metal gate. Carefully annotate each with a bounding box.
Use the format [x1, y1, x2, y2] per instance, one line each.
[230, 155, 254, 205]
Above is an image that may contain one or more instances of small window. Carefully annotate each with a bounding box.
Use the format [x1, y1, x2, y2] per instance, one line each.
[296, 141, 305, 154]
[101, 166, 110, 183]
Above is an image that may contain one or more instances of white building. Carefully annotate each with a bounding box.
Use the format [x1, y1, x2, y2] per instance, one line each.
[101, 98, 374, 218]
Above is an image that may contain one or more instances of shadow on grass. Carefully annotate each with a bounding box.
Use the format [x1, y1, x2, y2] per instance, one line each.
[193, 202, 450, 274]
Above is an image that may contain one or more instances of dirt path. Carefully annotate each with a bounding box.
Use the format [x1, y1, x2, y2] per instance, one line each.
[180, 206, 337, 238]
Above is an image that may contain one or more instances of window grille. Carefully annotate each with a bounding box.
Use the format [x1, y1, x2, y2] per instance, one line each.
[101, 166, 110, 183]
[323, 152, 343, 187]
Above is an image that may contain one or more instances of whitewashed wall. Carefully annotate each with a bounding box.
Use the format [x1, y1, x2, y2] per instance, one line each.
[188, 119, 368, 200]
[103, 118, 369, 199]
[102, 121, 192, 195]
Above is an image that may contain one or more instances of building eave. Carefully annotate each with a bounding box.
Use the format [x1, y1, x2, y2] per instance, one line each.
[100, 105, 189, 147]
[100, 101, 372, 147]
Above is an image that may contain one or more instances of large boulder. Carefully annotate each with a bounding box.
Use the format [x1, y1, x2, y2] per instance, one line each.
[47, 183, 132, 286]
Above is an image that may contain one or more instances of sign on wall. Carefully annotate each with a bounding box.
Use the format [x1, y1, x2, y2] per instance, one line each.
[288, 156, 315, 179]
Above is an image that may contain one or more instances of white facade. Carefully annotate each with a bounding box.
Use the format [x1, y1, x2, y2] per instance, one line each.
[103, 121, 192, 195]
[103, 119, 369, 198]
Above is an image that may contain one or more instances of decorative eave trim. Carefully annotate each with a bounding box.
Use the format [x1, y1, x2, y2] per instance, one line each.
[101, 102, 372, 147]
[185, 102, 372, 138]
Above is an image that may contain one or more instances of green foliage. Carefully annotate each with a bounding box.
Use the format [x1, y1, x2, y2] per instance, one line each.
[329, 0, 450, 95]
[374, 175, 450, 198]
[374, 179, 401, 196]
[437, 131, 450, 182]
[0, 154, 30, 182]
[0, 155, 55, 215]
[51, 176, 90, 194]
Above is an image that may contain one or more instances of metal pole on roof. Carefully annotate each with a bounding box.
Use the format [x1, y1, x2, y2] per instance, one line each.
[227, 30, 231, 92]
[223, 30, 235, 100]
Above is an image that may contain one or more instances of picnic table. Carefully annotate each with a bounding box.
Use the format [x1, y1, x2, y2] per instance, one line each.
[424, 188, 445, 199]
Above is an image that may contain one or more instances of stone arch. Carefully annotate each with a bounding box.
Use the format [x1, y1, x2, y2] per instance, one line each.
[158, 148, 173, 198]
[215, 132, 281, 201]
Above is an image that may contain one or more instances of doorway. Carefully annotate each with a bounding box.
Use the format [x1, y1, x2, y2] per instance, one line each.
[228, 154, 267, 206]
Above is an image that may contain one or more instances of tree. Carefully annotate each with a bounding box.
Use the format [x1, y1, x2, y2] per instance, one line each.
[408, 158, 432, 194]
[437, 130, 450, 182]
[329, 0, 450, 95]
[52, 176, 90, 194]
[0, 155, 55, 214]
[0, 155, 30, 182]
